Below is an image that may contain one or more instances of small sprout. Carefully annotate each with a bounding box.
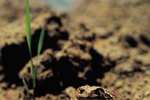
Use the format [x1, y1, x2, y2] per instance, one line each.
[22, 78, 30, 96]
[23, 0, 45, 99]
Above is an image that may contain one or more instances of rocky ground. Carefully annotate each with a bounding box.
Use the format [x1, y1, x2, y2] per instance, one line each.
[0, 0, 150, 100]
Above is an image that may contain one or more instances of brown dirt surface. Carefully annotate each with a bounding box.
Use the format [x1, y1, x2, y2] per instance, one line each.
[0, 0, 150, 100]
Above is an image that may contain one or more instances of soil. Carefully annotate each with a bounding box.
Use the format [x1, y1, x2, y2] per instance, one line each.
[0, 0, 150, 100]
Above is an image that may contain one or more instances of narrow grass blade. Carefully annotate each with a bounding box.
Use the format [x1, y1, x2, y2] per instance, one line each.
[22, 78, 30, 96]
[26, 0, 35, 88]
[30, 65, 36, 88]
[25, 0, 32, 55]
[29, 59, 36, 88]
[37, 28, 45, 56]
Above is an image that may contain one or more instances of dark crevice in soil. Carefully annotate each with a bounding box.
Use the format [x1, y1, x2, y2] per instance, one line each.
[120, 65, 144, 77]
[1, 43, 30, 85]
[35, 77, 63, 96]
[46, 16, 63, 27]
[125, 35, 138, 47]
[87, 48, 116, 84]
[140, 35, 150, 46]
[53, 57, 87, 87]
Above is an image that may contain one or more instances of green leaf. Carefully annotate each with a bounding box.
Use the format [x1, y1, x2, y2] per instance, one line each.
[25, 0, 32, 55]
[22, 78, 30, 96]
[37, 28, 45, 56]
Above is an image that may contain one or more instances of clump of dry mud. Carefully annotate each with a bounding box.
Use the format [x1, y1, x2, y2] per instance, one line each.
[0, 0, 149, 100]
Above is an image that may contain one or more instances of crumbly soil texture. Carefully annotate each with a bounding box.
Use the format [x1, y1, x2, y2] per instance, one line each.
[0, 0, 150, 100]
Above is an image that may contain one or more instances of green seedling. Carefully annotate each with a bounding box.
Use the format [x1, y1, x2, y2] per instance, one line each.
[22, 78, 30, 96]
[23, 0, 45, 99]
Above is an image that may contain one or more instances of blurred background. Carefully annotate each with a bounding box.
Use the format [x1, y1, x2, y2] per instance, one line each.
[42, 0, 81, 13]
[0, 0, 149, 100]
